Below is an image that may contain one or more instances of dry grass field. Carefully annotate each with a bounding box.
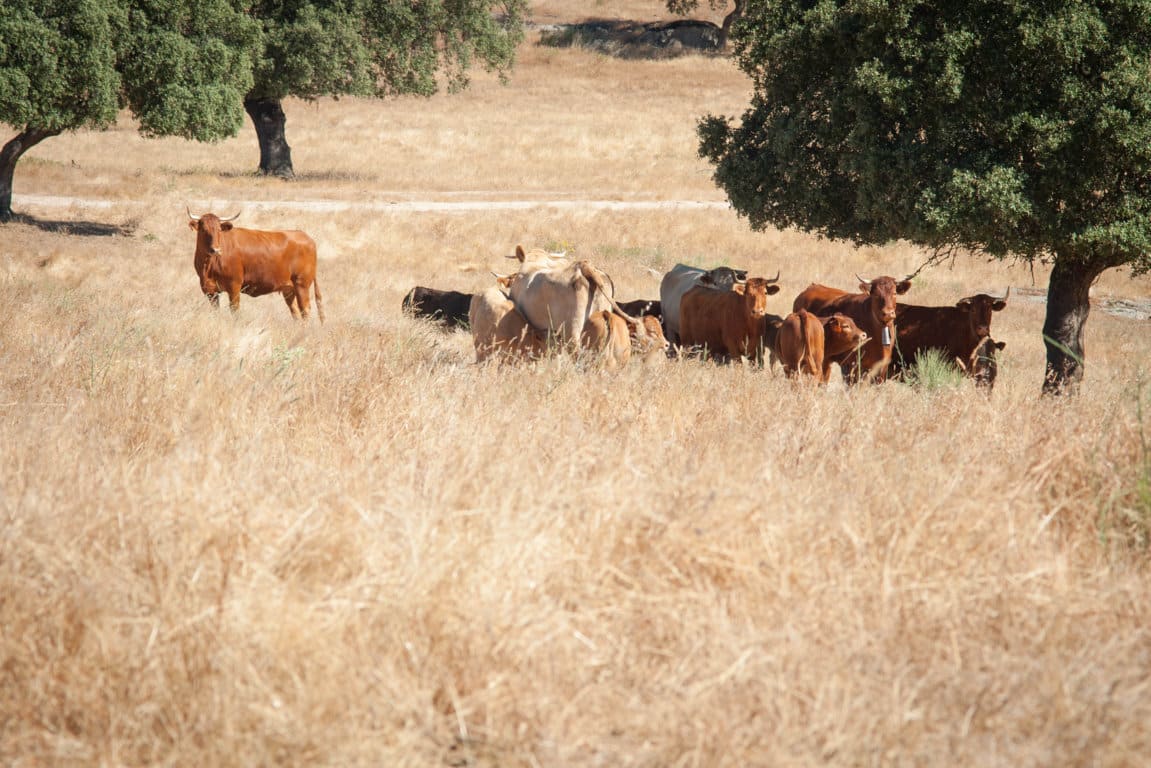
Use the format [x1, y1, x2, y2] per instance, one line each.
[4, 10, 1151, 767]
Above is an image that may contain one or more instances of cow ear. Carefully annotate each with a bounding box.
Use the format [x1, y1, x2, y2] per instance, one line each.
[765, 284, 781, 295]
[955, 298, 972, 310]
[188, 220, 199, 231]
[699, 273, 715, 286]
[515, 245, 526, 262]
[992, 300, 1007, 311]
[858, 282, 870, 292]
[731, 282, 746, 295]
[995, 341, 1006, 351]
[220, 222, 234, 231]
[896, 281, 912, 294]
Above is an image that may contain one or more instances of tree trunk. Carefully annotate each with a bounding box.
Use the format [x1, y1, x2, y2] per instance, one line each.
[719, 0, 745, 49]
[244, 98, 294, 178]
[1041, 256, 1108, 395]
[0, 127, 61, 221]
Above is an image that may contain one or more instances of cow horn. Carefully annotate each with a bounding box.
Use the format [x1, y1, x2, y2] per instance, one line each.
[855, 273, 871, 285]
[765, 269, 781, 284]
[219, 211, 241, 222]
[999, 286, 1011, 301]
[186, 206, 201, 222]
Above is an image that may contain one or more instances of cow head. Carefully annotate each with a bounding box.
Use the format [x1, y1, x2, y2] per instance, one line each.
[510, 244, 568, 269]
[955, 288, 1010, 338]
[856, 273, 912, 326]
[187, 209, 240, 256]
[630, 314, 669, 356]
[959, 337, 1006, 389]
[698, 265, 751, 288]
[492, 272, 518, 293]
[822, 313, 870, 356]
[733, 276, 781, 318]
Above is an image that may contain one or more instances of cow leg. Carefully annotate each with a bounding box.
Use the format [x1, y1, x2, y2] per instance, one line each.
[206, 292, 220, 309]
[282, 288, 302, 319]
[293, 279, 312, 320]
[226, 283, 242, 314]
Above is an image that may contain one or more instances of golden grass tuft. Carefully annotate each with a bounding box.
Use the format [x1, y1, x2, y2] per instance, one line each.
[4, 9, 1151, 765]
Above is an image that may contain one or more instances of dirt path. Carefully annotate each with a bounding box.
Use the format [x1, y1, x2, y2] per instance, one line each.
[18, 193, 731, 214]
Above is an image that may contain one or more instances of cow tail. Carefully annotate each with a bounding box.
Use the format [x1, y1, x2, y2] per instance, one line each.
[579, 262, 639, 327]
[313, 277, 325, 323]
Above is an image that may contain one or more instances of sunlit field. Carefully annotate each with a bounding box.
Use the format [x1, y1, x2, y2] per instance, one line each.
[4, 9, 1151, 766]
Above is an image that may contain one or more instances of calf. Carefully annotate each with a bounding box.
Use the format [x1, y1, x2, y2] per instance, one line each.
[793, 274, 911, 383]
[581, 310, 633, 369]
[774, 311, 869, 382]
[957, 337, 1007, 390]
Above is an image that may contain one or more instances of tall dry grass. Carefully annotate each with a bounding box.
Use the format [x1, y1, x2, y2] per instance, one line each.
[4, 17, 1151, 767]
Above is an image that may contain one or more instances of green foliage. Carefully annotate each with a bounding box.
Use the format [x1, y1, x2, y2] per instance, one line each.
[902, 347, 964, 391]
[3, 0, 526, 141]
[248, 0, 528, 102]
[0, 0, 123, 133]
[700, 0, 1151, 273]
[119, 0, 259, 141]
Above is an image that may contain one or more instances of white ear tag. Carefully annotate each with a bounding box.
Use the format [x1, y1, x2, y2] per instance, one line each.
[882, 326, 892, 346]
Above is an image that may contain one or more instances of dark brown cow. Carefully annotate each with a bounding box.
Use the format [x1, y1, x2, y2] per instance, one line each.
[792, 274, 911, 383]
[888, 290, 1009, 382]
[680, 276, 781, 362]
[402, 286, 473, 329]
[188, 210, 323, 321]
[774, 311, 869, 383]
[957, 337, 1006, 390]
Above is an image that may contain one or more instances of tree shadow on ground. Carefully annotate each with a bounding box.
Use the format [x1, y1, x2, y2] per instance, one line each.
[7, 213, 135, 237]
[537, 18, 724, 59]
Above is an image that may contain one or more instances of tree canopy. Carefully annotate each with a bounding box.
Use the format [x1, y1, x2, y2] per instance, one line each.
[1, 0, 526, 210]
[699, 0, 1151, 392]
[241, 0, 527, 176]
[0, 0, 258, 218]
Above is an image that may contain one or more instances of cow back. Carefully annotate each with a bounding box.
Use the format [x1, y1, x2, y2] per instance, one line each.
[220, 227, 317, 296]
[403, 286, 473, 329]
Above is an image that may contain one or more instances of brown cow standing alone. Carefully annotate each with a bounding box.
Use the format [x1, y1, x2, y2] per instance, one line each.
[188, 210, 324, 321]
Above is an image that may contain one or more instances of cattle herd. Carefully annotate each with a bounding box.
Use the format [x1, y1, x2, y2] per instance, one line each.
[187, 211, 1008, 387]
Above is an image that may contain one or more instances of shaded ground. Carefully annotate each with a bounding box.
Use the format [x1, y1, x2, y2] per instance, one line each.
[535, 19, 723, 58]
[1015, 285, 1151, 321]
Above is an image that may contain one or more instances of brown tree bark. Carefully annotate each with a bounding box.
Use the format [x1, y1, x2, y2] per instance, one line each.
[0, 127, 61, 221]
[719, 0, 745, 49]
[1041, 255, 1110, 395]
[244, 98, 294, 178]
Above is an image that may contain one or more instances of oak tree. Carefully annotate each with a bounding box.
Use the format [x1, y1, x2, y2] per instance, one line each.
[0, 0, 258, 219]
[243, 0, 528, 177]
[699, 0, 1151, 393]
